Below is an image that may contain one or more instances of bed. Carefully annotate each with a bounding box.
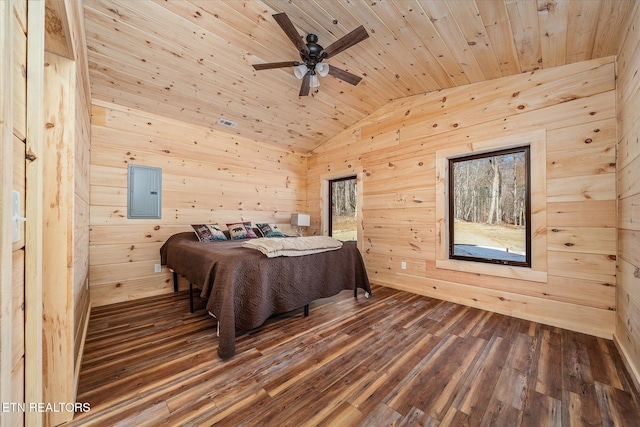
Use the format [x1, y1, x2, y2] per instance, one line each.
[160, 232, 371, 359]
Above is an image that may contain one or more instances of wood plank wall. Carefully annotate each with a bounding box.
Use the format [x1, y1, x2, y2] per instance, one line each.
[24, 2, 45, 424]
[615, 2, 640, 389]
[39, 1, 92, 424]
[1, 1, 27, 425]
[13, 1, 27, 420]
[89, 101, 308, 307]
[64, 0, 92, 388]
[42, 53, 76, 426]
[307, 57, 617, 339]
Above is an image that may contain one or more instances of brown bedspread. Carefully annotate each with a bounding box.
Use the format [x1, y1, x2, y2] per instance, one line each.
[160, 232, 371, 359]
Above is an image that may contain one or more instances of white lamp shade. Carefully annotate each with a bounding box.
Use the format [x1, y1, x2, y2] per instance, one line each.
[290, 213, 310, 227]
[315, 63, 330, 77]
[293, 64, 308, 79]
[309, 74, 320, 88]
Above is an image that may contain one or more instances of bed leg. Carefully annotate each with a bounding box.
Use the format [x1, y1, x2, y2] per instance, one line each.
[173, 271, 178, 292]
[354, 288, 370, 299]
[304, 304, 309, 317]
[189, 282, 194, 313]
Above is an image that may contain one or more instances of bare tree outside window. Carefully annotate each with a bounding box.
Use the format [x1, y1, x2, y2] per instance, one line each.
[329, 176, 357, 241]
[448, 146, 530, 267]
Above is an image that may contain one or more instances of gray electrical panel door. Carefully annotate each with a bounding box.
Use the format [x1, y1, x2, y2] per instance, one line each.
[127, 164, 162, 219]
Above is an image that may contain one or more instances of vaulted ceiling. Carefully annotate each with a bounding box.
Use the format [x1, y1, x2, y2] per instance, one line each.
[83, 0, 633, 152]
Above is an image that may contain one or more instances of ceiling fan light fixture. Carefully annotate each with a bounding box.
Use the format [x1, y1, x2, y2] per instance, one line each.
[309, 74, 320, 88]
[293, 64, 308, 79]
[315, 63, 330, 77]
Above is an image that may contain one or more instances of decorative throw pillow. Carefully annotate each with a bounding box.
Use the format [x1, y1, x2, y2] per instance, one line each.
[192, 224, 227, 242]
[206, 224, 227, 240]
[226, 222, 258, 239]
[256, 223, 285, 238]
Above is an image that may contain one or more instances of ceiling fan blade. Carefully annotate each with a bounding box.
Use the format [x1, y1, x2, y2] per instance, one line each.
[299, 73, 311, 96]
[272, 13, 309, 56]
[321, 25, 369, 59]
[252, 61, 299, 71]
[328, 66, 363, 86]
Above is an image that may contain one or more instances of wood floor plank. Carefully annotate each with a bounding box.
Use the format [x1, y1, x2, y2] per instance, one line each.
[480, 397, 523, 426]
[65, 285, 640, 426]
[349, 333, 440, 415]
[441, 406, 482, 427]
[568, 390, 603, 425]
[521, 391, 562, 427]
[536, 327, 564, 400]
[494, 332, 539, 411]
[453, 335, 511, 420]
[356, 403, 403, 426]
[594, 382, 640, 426]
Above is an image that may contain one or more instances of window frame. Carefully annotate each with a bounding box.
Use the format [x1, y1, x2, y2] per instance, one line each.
[447, 146, 531, 267]
[434, 130, 547, 283]
[328, 175, 357, 239]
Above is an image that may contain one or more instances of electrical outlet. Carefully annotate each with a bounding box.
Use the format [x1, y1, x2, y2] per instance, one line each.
[401, 261, 407, 270]
[154, 263, 162, 273]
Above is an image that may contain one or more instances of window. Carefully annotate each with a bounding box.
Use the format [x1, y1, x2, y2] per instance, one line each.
[448, 146, 530, 267]
[329, 176, 357, 241]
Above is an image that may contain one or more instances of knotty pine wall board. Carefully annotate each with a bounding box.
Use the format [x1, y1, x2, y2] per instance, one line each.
[618, 230, 640, 269]
[398, 91, 615, 150]
[547, 200, 616, 228]
[617, 194, 640, 232]
[310, 89, 616, 179]
[546, 227, 616, 255]
[90, 119, 307, 174]
[73, 80, 91, 381]
[3, 1, 28, 422]
[546, 119, 616, 179]
[11, 13, 26, 141]
[89, 224, 189, 245]
[43, 0, 93, 398]
[90, 275, 179, 306]
[89, 241, 164, 267]
[89, 102, 308, 306]
[41, 47, 93, 424]
[370, 58, 614, 141]
[615, 1, 640, 389]
[617, 156, 640, 200]
[618, 260, 640, 313]
[307, 56, 617, 339]
[617, 117, 640, 172]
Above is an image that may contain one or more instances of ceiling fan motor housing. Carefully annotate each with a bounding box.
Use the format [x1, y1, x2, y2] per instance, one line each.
[303, 34, 324, 68]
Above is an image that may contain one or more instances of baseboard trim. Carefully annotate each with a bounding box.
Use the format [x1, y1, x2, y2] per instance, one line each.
[73, 304, 91, 402]
[613, 334, 640, 396]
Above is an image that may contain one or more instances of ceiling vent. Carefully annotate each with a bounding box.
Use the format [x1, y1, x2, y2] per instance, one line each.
[217, 118, 238, 128]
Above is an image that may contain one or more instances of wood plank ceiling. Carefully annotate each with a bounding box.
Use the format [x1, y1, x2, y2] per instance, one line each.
[83, 0, 633, 152]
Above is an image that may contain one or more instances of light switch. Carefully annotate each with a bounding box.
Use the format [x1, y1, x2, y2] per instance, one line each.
[12, 190, 26, 242]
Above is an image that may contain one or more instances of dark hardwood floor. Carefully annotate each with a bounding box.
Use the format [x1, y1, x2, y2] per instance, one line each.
[67, 285, 640, 426]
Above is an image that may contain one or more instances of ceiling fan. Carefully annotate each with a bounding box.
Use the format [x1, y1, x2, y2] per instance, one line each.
[252, 13, 369, 96]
